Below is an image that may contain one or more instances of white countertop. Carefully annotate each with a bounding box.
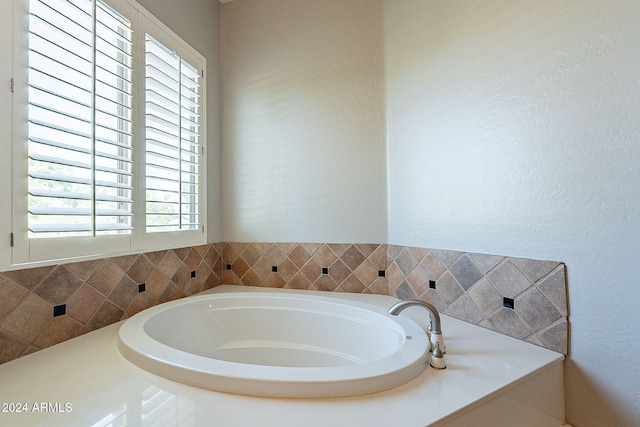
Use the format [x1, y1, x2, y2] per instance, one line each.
[0, 285, 564, 427]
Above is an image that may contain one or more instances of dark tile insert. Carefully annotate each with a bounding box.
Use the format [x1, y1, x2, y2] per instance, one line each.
[503, 297, 515, 309]
[272, 266, 278, 272]
[53, 304, 66, 317]
[429, 280, 436, 289]
[226, 264, 232, 270]
[138, 283, 146, 293]
[190, 271, 196, 278]
[378, 270, 385, 277]
[322, 267, 329, 275]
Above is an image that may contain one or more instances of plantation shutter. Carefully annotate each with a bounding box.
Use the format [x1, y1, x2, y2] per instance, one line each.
[144, 34, 202, 233]
[27, 0, 134, 237]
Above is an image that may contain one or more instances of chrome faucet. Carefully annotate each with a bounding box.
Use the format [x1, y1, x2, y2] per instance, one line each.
[388, 300, 446, 369]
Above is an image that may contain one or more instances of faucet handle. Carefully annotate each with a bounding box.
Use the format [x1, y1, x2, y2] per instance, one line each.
[430, 342, 446, 369]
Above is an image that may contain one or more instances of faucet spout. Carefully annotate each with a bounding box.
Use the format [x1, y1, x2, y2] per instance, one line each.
[388, 299, 442, 334]
[388, 299, 447, 369]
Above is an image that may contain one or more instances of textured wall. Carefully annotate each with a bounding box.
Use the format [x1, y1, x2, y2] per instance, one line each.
[384, 1, 640, 425]
[220, 0, 387, 244]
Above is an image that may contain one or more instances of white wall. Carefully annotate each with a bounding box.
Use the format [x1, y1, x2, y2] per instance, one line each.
[384, 1, 640, 426]
[220, 0, 387, 244]
[136, 0, 223, 243]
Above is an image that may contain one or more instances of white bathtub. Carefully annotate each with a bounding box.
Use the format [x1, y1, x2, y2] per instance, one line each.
[117, 292, 430, 398]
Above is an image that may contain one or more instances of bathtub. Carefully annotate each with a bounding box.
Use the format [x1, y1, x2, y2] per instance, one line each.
[117, 292, 430, 398]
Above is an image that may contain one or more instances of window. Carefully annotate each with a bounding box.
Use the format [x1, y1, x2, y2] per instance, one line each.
[11, 0, 206, 264]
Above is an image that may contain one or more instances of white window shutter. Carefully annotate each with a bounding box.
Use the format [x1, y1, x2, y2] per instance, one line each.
[27, 0, 134, 237]
[144, 34, 202, 233]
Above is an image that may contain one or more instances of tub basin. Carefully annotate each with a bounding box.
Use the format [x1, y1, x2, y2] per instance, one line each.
[117, 292, 430, 398]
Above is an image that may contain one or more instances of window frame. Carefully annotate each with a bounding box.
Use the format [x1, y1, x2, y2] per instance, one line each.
[8, 0, 207, 267]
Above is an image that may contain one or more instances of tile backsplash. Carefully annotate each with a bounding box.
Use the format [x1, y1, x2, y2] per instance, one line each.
[0, 242, 568, 365]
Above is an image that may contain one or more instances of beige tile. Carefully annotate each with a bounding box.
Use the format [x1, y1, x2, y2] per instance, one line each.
[65, 259, 102, 280]
[126, 255, 155, 284]
[32, 266, 84, 305]
[158, 284, 183, 303]
[0, 276, 29, 321]
[263, 272, 286, 288]
[203, 245, 221, 269]
[407, 246, 429, 263]
[467, 278, 503, 315]
[126, 292, 156, 317]
[445, 294, 484, 324]
[449, 254, 484, 290]
[328, 259, 351, 285]
[481, 308, 532, 339]
[240, 244, 262, 267]
[0, 331, 28, 364]
[367, 245, 388, 269]
[417, 289, 448, 313]
[386, 244, 404, 261]
[109, 254, 138, 272]
[87, 260, 125, 296]
[1, 293, 51, 342]
[2, 265, 55, 291]
[288, 245, 312, 268]
[315, 274, 339, 292]
[353, 260, 378, 286]
[394, 247, 418, 276]
[299, 243, 321, 255]
[301, 259, 321, 283]
[407, 265, 430, 296]
[183, 248, 203, 272]
[263, 243, 293, 266]
[108, 276, 139, 311]
[172, 266, 191, 289]
[515, 289, 563, 332]
[487, 260, 533, 298]
[538, 320, 568, 355]
[355, 244, 379, 258]
[287, 272, 313, 290]
[434, 271, 464, 304]
[145, 250, 168, 266]
[538, 266, 568, 316]
[66, 285, 105, 324]
[33, 315, 87, 349]
[173, 247, 191, 260]
[311, 245, 338, 267]
[230, 257, 250, 279]
[327, 243, 351, 257]
[367, 277, 389, 295]
[418, 252, 447, 280]
[432, 249, 462, 267]
[252, 258, 275, 281]
[145, 270, 170, 300]
[340, 246, 366, 271]
[338, 275, 365, 293]
[469, 253, 504, 274]
[395, 281, 417, 300]
[277, 258, 299, 283]
[158, 251, 182, 279]
[239, 269, 261, 288]
[87, 301, 124, 330]
[511, 258, 560, 283]
[223, 243, 241, 264]
[386, 261, 405, 292]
